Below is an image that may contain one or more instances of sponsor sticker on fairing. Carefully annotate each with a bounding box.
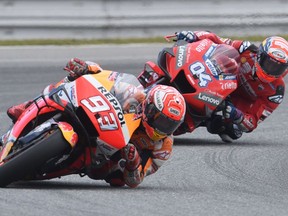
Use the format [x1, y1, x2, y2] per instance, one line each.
[205, 59, 218, 76]
[220, 82, 237, 90]
[108, 71, 120, 81]
[204, 46, 216, 59]
[176, 45, 187, 69]
[196, 92, 221, 106]
[218, 75, 237, 80]
[195, 39, 210, 52]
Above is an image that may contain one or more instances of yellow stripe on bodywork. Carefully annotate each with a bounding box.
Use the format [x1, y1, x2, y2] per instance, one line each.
[0, 141, 13, 162]
[90, 70, 115, 91]
[58, 123, 78, 148]
[124, 113, 141, 137]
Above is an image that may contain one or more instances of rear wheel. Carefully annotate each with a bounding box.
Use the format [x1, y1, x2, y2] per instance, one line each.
[0, 129, 71, 187]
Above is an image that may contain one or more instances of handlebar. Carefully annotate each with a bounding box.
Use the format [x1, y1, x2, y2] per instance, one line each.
[164, 34, 178, 42]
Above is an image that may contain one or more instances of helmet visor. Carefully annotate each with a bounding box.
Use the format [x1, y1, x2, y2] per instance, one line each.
[145, 103, 183, 135]
[258, 52, 288, 77]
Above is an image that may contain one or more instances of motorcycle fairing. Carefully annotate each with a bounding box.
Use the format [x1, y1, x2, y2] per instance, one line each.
[74, 71, 140, 151]
[92, 71, 141, 139]
[164, 39, 238, 114]
[0, 70, 140, 163]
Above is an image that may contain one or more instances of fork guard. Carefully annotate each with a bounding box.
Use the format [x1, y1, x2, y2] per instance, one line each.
[0, 120, 78, 165]
[57, 122, 78, 148]
[15, 120, 78, 149]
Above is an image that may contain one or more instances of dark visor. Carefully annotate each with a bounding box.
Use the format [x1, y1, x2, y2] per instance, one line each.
[259, 52, 288, 77]
[145, 104, 182, 135]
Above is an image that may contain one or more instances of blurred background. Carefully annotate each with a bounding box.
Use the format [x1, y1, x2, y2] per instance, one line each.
[0, 0, 287, 41]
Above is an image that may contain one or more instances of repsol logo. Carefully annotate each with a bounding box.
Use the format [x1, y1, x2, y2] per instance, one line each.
[198, 92, 220, 106]
[98, 86, 126, 127]
[176, 46, 186, 68]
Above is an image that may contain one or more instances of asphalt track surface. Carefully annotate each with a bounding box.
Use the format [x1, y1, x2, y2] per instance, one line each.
[0, 44, 288, 216]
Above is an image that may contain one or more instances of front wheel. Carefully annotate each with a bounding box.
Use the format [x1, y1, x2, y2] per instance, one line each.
[0, 129, 71, 187]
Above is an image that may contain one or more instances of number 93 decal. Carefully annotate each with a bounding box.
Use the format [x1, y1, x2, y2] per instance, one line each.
[81, 95, 125, 131]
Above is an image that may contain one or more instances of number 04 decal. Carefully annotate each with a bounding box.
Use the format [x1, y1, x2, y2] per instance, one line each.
[81, 96, 118, 130]
[189, 62, 212, 87]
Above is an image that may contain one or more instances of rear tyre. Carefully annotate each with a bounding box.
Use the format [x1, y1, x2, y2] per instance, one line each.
[0, 129, 71, 187]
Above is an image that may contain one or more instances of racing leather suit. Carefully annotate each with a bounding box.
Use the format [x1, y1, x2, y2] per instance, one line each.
[191, 31, 285, 138]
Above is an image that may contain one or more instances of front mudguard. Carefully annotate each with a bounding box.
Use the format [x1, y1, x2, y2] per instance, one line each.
[1, 120, 78, 162]
[57, 122, 78, 148]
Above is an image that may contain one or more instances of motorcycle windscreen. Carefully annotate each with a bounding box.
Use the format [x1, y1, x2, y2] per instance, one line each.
[209, 44, 240, 76]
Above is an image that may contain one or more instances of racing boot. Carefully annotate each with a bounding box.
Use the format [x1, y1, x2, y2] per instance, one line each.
[104, 170, 126, 187]
[7, 100, 33, 123]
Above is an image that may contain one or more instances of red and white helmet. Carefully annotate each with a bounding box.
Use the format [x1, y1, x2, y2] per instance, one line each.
[142, 85, 186, 141]
[255, 36, 288, 82]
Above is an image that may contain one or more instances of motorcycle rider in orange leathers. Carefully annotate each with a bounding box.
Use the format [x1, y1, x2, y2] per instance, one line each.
[5, 58, 186, 188]
[176, 31, 288, 142]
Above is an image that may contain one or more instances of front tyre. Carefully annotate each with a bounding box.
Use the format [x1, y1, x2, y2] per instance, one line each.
[0, 129, 71, 187]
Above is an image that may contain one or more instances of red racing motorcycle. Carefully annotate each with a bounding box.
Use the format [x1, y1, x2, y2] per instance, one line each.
[0, 71, 142, 187]
[138, 35, 240, 135]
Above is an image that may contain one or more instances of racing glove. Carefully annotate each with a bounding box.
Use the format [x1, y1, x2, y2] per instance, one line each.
[224, 102, 244, 125]
[121, 143, 141, 171]
[64, 58, 102, 80]
[176, 31, 197, 43]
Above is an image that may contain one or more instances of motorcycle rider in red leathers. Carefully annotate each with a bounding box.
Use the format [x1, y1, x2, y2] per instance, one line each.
[176, 31, 288, 142]
[5, 58, 186, 188]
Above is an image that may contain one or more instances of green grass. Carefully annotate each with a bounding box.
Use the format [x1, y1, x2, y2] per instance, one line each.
[0, 35, 287, 46]
[0, 37, 167, 46]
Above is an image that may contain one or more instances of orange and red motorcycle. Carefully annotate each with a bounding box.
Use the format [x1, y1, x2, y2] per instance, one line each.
[0, 71, 142, 187]
[138, 35, 240, 135]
